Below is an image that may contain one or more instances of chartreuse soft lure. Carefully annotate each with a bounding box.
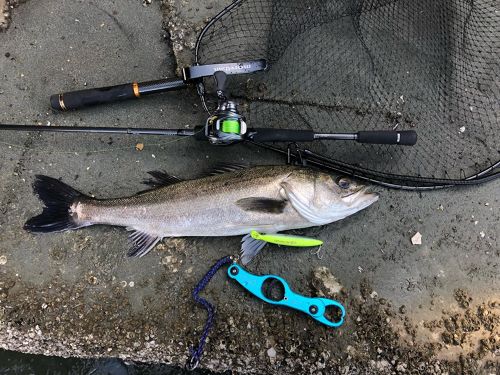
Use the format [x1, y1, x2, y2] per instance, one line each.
[240, 230, 324, 264]
[250, 230, 323, 247]
[228, 263, 345, 328]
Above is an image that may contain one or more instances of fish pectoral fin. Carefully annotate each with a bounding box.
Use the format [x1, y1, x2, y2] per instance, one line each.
[280, 182, 326, 225]
[143, 170, 183, 188]
[240, 233, 267, 265]
[236, 197, 287, 214]
[127, 229, 161, 257]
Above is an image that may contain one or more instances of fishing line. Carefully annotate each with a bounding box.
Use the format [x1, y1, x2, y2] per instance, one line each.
[310, 244, 323, 260]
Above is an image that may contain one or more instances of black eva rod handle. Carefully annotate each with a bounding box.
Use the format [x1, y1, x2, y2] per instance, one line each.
[50, 78, 187, 111]
[50, 83, 137, 110]
[357, 130, 417, 145]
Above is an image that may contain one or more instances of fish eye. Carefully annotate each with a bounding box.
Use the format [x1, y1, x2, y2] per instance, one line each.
[338, 178, 351, 189]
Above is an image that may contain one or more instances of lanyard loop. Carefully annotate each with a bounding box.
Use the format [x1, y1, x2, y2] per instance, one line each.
[186, 255, 233, 371]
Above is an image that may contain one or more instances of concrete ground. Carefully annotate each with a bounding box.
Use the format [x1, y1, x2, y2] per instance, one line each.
[0, 0, 6, 30]
[0, 1, 499, 374]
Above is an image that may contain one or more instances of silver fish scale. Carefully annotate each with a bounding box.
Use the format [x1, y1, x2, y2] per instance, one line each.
[79, 166, 311, 237]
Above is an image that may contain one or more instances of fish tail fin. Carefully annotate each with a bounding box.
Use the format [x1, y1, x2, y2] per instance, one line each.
[24, 175, 90, 233]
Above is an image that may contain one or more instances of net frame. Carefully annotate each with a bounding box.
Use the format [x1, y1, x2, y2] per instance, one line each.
[193, 0, 500, 188]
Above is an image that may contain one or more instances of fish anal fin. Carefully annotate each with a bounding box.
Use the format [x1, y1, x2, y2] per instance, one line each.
[143, 170, 183, 188]
[236, 197, 287, 214]
[241, 233, 267, 265]
[127, 229, 161, 257]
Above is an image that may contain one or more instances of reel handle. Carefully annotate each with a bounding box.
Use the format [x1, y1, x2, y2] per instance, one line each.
[214, 71, 228, 98]
[50, 78, 186, 111]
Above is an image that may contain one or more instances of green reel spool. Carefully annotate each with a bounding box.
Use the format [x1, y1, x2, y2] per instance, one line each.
[221, 119, 241, 134]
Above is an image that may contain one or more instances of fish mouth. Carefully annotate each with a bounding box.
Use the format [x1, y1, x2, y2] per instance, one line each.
[342, 187, 363, 198]
[342, 187, 379, 208]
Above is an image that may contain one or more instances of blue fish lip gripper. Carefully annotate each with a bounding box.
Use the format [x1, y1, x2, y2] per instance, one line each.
[227, 264, 345, 328]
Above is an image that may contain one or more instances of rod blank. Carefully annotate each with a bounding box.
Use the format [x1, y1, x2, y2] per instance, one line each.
[0, 124, 196, 136]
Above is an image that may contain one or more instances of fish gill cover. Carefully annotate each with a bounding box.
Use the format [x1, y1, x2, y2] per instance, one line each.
[195, 0, 500, 187]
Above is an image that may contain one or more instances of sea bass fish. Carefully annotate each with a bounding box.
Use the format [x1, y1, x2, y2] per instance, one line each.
[24, 165, 378, 264]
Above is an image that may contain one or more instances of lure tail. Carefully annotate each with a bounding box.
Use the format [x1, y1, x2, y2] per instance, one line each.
[24, 175, 90, 233]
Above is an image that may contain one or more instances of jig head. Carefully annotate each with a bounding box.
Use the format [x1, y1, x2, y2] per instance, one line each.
[228, 264, 345, 328]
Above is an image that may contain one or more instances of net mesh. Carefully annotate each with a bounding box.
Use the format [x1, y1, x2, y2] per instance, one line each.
[195, 0, 500, 186]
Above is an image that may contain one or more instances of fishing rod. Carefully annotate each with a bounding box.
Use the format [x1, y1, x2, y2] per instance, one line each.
[0, 123, 416, 145]
[0, 67, 417, 147]
[48, 60, 267, 111]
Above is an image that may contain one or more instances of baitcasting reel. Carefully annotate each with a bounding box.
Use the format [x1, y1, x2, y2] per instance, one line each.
[204, 71, 247, 145]
[205, 100, 247, 145]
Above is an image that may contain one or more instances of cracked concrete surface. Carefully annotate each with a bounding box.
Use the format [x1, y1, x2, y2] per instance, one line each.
[0, 1, 499, 374]
[161, 0, 230, 68]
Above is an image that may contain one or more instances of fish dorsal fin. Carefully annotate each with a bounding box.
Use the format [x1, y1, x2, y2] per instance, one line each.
[127, 228, 161, 257]
[240, 233, 267, 265]
[205, 163, 249, 176]
[143, 170, 183, 188]
[236, 197, 287, 214]
[280, 182, 328, 225]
